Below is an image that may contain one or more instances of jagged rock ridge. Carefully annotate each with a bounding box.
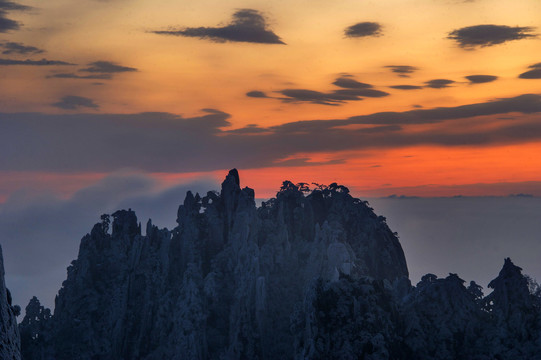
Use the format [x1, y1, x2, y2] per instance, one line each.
[0, 244, 21, 360]
[17, 170, 541, 359]
[293, 259, 541, 360]
[19, 170, 408, 359]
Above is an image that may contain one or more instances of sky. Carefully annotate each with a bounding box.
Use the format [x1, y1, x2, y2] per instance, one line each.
[0, 0, 540, 309]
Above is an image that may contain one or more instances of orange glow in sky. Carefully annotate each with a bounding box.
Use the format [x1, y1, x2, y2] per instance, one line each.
[1, 0, 541, 199]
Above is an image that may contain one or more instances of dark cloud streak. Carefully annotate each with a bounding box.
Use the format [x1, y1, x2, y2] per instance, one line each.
[465, 75, 498, 84]
[0, 58, 74, 66]
[0, 0, 31, 32]
[332, 77, 372, 89]
[344, 21, 382, 38]
[0, 42, 43, 55]
[48, 73, 113, 80]
[80, 61, 137, 73]
[0, 13, 18, 32]
[448, 24, 537, 49]
[389, 85, 423, 90]
[52, 96, 99, 110]
[385, 65, 418, 77]
[519, 69, 541, 79]
[2, 94, 541, 173]
[246, 91, 268, 98]
[519, 63, 541, 79]
[153, 9, 285, 44]
[225, 124, 268, 134]
[0, 0, 30, 11]
[278, 87, 389, 105]
[279, 89, 346, 106]
[47, 61, 137, 80]
[334, 89, 389, 98]
[253, 76, 387, 105]
[425, 79, 455, 88]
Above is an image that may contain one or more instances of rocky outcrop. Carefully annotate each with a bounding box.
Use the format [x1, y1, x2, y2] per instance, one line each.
[483, 258, 541, 359]
[19, 297, 51, 360]
[0, 244, 21, 360]
[18, 170, 409, 359]
[16, 170, 541, 359]
[294, 259, 541, 360]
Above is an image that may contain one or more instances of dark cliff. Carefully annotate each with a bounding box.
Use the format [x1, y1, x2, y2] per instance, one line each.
[20, 170, 408, 359]
[0, 244, 21, 360]
[17, 170, 541, 359]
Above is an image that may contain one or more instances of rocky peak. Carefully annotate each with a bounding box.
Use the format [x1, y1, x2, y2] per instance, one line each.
[17, 170, 541, 360]
[176, 191, 201, 224]
[220, 168, 256, 242]
[220, 168, 241, 203]
[20, 297, 51, 331]
[222, 169, 254, 203]
[111, 209, 140, 238]
[1, 169, 539, 360]
[487, 258, 533, 316]
[35, 170, 409, 360]
[0, 244, 21, 360]
[20, 297, 52, 360]
[268, 180, 408, 281]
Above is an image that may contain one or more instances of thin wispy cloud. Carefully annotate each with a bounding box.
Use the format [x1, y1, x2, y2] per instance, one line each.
[385, 65, 419, 77]
[278, 89, 349, 106]
[277, 88, 389, 106]
[80, 61, 137, 73]
[153, 9, 285, 44]
[0, 58, 74, 66]
[225, 124, 269, 134]
[52, 96, 99, 110]
[48, 73, 113, 80]
[48, 61, 137, 80]
[0, 42, 43, 55]
[249, 76, 388, 106]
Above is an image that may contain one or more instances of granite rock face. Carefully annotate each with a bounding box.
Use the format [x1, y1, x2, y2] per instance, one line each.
[293, 258, 541, 360]
[19, 297, 51, 360]
[17, 170, 541, 359]
[19, 170, 409, 359]
[0, 244, 21, 360]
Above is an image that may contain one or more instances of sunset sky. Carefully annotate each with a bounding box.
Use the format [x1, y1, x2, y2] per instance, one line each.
[1, 0, 541, 308]
[1, 0, 541, 199]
